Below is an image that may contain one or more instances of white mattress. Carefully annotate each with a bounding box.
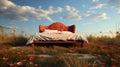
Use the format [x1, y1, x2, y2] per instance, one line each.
[26, 30, 88, 45]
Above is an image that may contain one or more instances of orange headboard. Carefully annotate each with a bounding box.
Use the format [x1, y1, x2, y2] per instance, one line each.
[39, 22, 75, 33]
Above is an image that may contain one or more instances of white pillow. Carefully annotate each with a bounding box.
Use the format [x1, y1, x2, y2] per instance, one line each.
[60, 31, 72, 34]
[43, 30, 58, 33]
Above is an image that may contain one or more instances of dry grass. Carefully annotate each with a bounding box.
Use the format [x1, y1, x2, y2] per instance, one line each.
[0, 46, 96, 67]
[0, 33, 120, 67]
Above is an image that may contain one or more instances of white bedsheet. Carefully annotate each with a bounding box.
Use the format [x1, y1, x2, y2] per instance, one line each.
[26, 31, 88, 45]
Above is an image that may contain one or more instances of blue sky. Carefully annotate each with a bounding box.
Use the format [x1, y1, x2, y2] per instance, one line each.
[0, 0, 120, 36]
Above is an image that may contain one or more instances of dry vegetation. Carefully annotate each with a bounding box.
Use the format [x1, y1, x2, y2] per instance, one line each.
[0, 32, 120, 67]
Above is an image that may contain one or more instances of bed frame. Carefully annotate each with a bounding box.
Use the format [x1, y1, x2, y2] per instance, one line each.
[31, 22, 84, 47]
[39, 22, 75, 33]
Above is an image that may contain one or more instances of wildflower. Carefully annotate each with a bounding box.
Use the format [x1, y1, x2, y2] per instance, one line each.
[9, 63, 14, 67]
[29, 61, 34, 65]
[14, 66, 18, 67]
[97, 54, 102, 57]
[29, 56, 34, 60]
[17, 52, 21, 55]
[16, 61, 23, 66]
[69, 49, 75, 53]
[2, 57, 8, 61]
[34, 64, 39, 67]
[111, 58, 117, 62]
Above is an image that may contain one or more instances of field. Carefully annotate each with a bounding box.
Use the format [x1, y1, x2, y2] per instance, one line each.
[0, 33, 120, 67]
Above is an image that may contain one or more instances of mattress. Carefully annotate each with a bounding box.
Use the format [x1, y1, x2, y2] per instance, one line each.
[26, 30, 88, 45]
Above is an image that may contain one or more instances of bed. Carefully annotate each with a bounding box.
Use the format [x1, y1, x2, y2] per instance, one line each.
[26, 22, 88, 47]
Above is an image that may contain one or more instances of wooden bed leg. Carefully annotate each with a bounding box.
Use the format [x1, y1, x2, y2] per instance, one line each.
[81, 43, 83, 47]
[80, 41, 84, 47]
[32, 43, 35, 47]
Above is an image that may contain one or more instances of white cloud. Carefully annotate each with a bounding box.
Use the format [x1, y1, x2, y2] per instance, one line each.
[92, 0, 99, 2]
[90, 4, 105, 9]
[96, 13, 107, 19]
[83, 10, 107, 20]
[118, 9, 120, 14]
[108, 0, 120, 14]
[57, 7, 63, 12]
[0, 25, 16, 29]
[0, 0, 63, 22]
[83, 10, 96, 18]
[108, 0, 120, 8]
[92, 13, 107, 20]
[38, 6, 63, 22]
[0, 0, 15, 8]
[65, 5, 71, 11]
[61, 5, 81, 20]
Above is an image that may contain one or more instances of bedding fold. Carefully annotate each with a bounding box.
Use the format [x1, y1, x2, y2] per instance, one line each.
[26, 31, 88, 45]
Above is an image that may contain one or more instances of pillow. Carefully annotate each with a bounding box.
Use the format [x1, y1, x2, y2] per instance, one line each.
[59, 31, 72, 34]
[43, 30, 58, 33]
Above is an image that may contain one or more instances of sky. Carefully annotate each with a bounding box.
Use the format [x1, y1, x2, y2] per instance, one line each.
[0, 0, 120, 36]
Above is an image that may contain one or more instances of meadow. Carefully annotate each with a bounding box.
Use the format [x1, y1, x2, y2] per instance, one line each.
[0, 32, 120, 67]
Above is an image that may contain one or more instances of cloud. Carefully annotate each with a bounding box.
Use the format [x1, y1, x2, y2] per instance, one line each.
[92, 0, 99, 2]
[108, 0, 120, 8]
[83, 10, 95, 17]
[90, 4, 105, 9]
[118, 9, 120, 14]
[108, 0, 120, 14]
[61, 5, 81, 20]
[0, 0, 62, 22]
[91, 13, 107, 20]
[38, 6, 63, 22]
[0, 25, 16, 29]
[65, 5, 71, 11]
[82, 11, 107, 20]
